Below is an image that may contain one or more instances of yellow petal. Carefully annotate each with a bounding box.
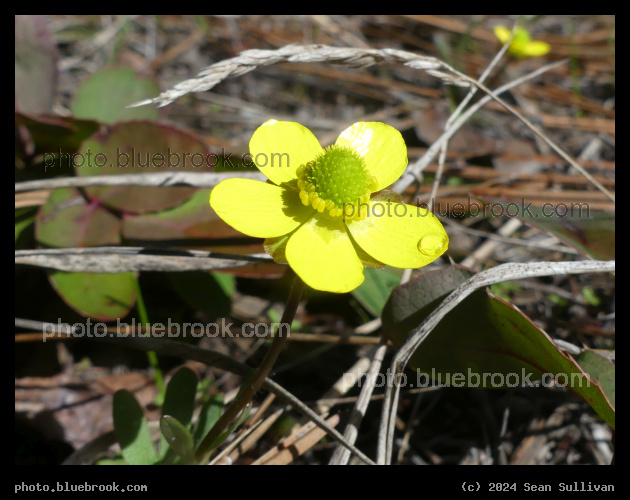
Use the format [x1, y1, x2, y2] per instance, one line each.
[347, 201, 448, 269]
[493, 25, 512, 44]
[209, 178, 313, 238]
[521, 41, 550, 57]
[249, 119, 324, 186]
[286, 216, 364, 293]
[335, 122, 407, 191]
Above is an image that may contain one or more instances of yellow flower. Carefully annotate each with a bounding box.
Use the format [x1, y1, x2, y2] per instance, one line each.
[209, 120, 448, 293]
[494, 25, 551, 59]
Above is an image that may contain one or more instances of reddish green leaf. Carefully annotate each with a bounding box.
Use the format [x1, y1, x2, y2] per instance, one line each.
[35, 187, 120, 248]
[75, 122, 211, 213]
[35, 188, 135, 320]
[576, 350, 615, 408]
[15, 113, 99, 156]
[122, 190, 242, 240]
[382, 265, 615, 428]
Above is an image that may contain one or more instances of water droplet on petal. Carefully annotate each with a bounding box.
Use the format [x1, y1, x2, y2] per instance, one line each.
[418, 233, 447, 256]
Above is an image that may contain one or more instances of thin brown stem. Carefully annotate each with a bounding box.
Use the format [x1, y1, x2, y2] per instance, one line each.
[195, 275, 305, 462]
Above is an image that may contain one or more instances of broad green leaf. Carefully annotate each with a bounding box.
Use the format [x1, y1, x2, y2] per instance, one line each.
[168, 272, 235, 320]
[193, 393, 224, 447]
[160, 416, 197, 465]
[577, 350, 615, 408]
[113, 390, 157, 465]
[15, 15, 57, 114]
[71, 67, 159, 124]
[382, 265, 615, 428]
[75, 122, 210, 213]
[352, 267, 402, 316]
[49, 271, 136, 321]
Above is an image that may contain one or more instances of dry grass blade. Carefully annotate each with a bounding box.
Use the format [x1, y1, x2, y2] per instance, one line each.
[128, 44, 468, 108]
[15, 247, 272, 273]
[329, 340, 389, 465]
[15, 172, 265, 193]
[428, 22, 515, 207]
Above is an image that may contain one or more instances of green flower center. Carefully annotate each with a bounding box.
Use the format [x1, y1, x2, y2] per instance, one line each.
[296, 145, 377, 220]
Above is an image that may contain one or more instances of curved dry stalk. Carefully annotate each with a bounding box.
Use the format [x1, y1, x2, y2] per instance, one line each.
[393, 59, 568, 193]
[329, 339, 389, 465]
[128, 44, 468, 108]
[428, 23, 515, 206]
[15, 171, 265, 193]
[376, 259, 615, 464]
[15, 247, 272, 273]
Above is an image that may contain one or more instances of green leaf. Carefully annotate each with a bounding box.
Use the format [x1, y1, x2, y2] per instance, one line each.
[157, 367, 198, 458]
[206, 404, 251, 454]
[49, 271, 136, 321]
[352, 267, 402, 316]
[193, 393, 224, 447]
[15, 208, 35, 245]
[94, 457, 128, 465]
[576, 351, 615, 408]
[113, 390, 157, 465]
[161, 367, 199, 427]
[382, 265, 615, 428]
[75, 122, 210, 214]
[72, 67, 160, 124]
[168, 272, 234, 320]
[582, 286, 601, 307]
[160, 416, 197, 465]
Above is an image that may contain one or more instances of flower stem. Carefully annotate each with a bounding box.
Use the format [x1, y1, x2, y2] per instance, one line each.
[132, 277, 165, 403]
[195, 274, 305, 462]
